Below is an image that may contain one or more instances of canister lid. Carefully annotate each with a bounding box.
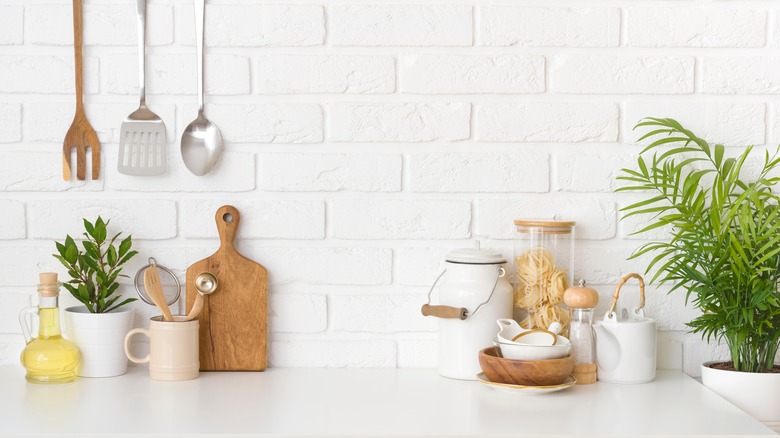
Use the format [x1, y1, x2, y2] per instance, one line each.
[445, 241, 507, 264]
[514, 219, 575, 235]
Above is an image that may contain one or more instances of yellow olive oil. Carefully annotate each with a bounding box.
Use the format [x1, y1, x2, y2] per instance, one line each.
[20, 273, 80, 383]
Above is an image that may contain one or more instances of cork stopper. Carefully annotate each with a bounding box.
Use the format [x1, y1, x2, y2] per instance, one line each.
[38, 272, 59, 297]
[563, 279, 599, 309]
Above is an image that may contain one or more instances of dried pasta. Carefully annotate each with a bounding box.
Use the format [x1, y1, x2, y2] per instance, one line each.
[514, 247, 570, 330]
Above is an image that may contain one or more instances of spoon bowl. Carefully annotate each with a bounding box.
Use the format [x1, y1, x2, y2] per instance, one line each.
[181, 113, 222, 176]
[185, 272, 218, 321]
[181, 0, 222, 176]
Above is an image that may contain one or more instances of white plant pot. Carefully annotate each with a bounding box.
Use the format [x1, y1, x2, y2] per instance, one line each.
[64, 306, 134, 378]
[701, 361, 780, 433]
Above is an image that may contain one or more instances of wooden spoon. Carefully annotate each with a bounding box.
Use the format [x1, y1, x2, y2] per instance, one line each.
[144, 264, 173, 322]
[63, 0, 100, 181]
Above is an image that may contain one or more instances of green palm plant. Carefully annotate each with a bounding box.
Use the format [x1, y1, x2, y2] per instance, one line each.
[617, 118, 780, 373]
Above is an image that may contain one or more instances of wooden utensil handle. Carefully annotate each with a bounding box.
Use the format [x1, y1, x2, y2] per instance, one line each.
[421, 304, 467, 320]
[72, 0, 84, 113]
[186, 293, 204, 321]
[216, 205, 240, 248]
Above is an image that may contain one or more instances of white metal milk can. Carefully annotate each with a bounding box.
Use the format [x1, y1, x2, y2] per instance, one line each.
[421, 242, 512, 380]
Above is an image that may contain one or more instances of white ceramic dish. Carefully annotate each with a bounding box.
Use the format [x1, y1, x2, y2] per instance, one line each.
[494, 337, 572, 360]
[496, 318, 563, 345]
[476, 373, 576, 395]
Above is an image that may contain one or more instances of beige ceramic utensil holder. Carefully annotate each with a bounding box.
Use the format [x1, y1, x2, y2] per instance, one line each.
[124, 316, 199, 381]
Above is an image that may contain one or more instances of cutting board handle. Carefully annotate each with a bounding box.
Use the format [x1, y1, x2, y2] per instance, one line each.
[216, 205, 240, 250]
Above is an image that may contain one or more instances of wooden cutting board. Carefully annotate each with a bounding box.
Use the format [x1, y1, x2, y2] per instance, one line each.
[185, 205, 267, 371]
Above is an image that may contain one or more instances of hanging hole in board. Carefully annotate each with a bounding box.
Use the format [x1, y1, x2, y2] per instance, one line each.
[223, 213, 233, 223]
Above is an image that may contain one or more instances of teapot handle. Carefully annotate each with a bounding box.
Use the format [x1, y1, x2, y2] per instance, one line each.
[606, 273, 645, 319]
[19, 306, 39, 344]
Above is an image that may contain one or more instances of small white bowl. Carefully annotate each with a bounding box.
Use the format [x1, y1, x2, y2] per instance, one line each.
[494, 336, 572, 361]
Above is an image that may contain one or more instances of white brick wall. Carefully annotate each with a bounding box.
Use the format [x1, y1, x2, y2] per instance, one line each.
[401, 54, 544, 94]
[480, 7, 620, 47]
[330, 5, 472, 47]
[0, 0, 765, 371]
[552, 55, 695, 94]
[255, 55, 395, 95]
[625, 8, 766, 48]
[0, 6, 22, 45]
[476, 102, 618, 142]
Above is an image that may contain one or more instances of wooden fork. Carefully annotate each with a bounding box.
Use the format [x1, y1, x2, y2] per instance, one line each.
[144, 264, 174, 322]
[63, 0, 100, 181]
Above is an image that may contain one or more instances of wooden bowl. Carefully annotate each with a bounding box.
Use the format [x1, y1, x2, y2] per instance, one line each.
[478, 346, 574, 386]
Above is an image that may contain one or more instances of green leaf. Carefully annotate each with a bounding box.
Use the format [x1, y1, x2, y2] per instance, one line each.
[64, 244, 79, 264]
[83, 218, 94, 236]
[104, 298, 137, 314]
[117, 250, 138, 266]
[81, 256, 100, 273]
[118, 236, 132, 258]
[107, 245, 117, 266]
[94, 219, 107, 244]
[82, 241, 99, 259]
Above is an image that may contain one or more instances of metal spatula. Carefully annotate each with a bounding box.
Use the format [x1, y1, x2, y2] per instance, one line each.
[118, 0, 166, 176]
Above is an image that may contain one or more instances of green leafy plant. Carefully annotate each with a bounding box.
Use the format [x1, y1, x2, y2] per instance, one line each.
[617, 118, 780, 373]
[53, 217, 138, 313]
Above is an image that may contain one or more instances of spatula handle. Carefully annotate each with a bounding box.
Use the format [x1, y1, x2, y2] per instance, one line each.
[216, 205, 240, 249]
[72, 0, 84, 114]
[135, 0, 146, 105]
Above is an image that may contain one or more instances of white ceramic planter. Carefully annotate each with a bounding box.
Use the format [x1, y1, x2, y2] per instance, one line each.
[64, 306, 134, 378]
[701, 361, 780, 433]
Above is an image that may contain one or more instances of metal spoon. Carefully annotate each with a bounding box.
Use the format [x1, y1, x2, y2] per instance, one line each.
[181, 0, 222, 176]
[185, 272, 218, 321]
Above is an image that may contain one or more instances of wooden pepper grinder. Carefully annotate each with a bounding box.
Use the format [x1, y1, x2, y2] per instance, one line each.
[564, 280, 599, 384]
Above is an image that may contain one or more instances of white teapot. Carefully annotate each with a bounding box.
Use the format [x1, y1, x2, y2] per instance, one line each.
[593, 273, 656, 384]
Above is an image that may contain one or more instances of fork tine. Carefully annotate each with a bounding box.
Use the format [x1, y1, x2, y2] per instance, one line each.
[62, 145, 73, 181]
[91, 143, 100, 180]
[76, 144, 86, 180]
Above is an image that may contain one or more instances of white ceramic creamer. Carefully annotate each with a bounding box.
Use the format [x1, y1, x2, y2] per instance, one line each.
[421, 242, 512, 380]
[593, 273, 656, 384]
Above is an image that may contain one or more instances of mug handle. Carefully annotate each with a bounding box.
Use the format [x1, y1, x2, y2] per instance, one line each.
[124, 328, 151, 364]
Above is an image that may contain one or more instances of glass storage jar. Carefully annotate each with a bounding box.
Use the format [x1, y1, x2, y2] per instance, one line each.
[512, 220, 575, 332]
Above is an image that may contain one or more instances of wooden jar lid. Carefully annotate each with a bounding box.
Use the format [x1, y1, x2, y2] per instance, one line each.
[564, 279, 599, 309]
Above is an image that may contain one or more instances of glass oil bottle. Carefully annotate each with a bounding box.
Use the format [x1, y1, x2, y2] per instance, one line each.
[19, 273, 80, 383]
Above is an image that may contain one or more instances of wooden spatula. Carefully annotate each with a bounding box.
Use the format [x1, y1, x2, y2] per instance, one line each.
[63, 0, 100, 181]
[185, 205, 268, 371]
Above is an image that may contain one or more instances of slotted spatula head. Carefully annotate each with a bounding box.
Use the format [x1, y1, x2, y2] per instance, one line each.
[63, 112, 101, 181]
[118, 106, 167, 176]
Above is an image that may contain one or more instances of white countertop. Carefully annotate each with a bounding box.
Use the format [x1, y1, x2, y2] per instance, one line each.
[0, 366, 774, 438]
